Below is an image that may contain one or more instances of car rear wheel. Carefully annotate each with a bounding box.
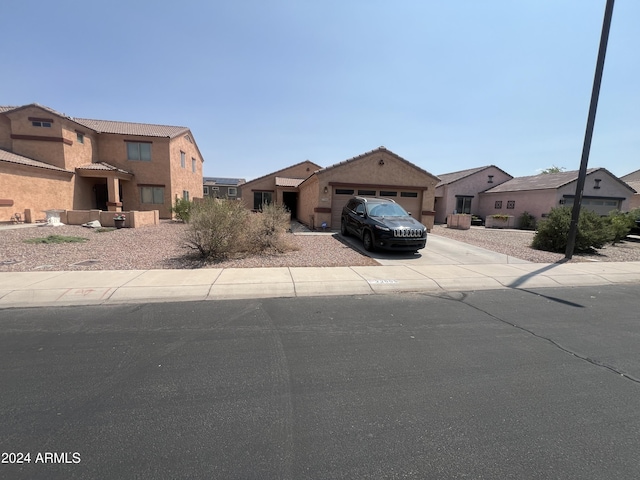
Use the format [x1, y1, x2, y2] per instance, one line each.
[362, 230, 374, 252]
[340, 219, 349, 237]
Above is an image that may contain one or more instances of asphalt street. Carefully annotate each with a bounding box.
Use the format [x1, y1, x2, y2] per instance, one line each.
[1, 285, 640, 479]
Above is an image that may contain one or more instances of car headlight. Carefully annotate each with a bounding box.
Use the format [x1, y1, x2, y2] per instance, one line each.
[374, 224, 390, 232]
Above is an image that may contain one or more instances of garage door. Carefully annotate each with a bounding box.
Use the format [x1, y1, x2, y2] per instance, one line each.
[565, 197, 620, 216]
[330, 188, 422, 229]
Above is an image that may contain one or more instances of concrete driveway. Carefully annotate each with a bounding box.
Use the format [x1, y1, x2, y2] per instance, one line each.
[336, 232, 531, 266]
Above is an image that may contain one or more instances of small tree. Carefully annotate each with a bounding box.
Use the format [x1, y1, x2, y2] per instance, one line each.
[171, 197, 193, 223]
[518, 211, 536, 230]
[532, 206, 611, 253]
[540, 165, 566, 174]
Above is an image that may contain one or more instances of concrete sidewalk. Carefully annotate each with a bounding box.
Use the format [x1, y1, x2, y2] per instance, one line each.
[1, 260, 640, 308]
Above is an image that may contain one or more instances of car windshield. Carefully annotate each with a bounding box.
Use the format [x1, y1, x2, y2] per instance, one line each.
[367, 203, 409, 217]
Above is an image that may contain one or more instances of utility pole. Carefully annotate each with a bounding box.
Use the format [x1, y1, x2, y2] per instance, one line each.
[565, 0, 615, 259]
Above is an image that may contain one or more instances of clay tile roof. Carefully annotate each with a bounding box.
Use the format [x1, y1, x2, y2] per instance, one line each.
[275, 177, 305, 187]
[76, 162, 132, 175]
[73, 118, 189, 138]
[0, 148, 73, 173]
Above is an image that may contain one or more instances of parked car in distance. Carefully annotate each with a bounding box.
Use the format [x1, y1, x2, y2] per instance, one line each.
[341, 196, 427, 252]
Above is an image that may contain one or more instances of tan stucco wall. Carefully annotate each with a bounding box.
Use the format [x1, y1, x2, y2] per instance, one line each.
[313, 150, 438, 229]
[0, 115, 11, 150]
[0, 162, 74, 222]
[435, 167, 512, 223]
[168, 133, 204, 208]
[5, 106, 68, 169]
[96, 134, 173, 217]
[240, 161, 320, 209]
[297, 175, 320, 228]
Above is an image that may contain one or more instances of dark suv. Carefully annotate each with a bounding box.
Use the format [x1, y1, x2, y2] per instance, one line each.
[341, 197, 427, 252]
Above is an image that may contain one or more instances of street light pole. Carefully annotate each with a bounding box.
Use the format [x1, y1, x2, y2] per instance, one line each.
[565, 0, 615, 259]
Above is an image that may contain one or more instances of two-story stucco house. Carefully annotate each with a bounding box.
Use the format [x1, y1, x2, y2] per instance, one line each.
[0, 103, 204, 222]
[203, 177, 246, 200]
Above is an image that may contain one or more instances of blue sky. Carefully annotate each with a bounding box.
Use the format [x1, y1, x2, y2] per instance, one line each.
[2, 1, 638, 180]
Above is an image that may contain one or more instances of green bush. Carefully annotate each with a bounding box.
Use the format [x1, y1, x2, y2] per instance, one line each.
[605, 210, 636, 244]
[171, 197, 193, 223]
[518, 211, 536, 230]
[532, 206, 611, 253]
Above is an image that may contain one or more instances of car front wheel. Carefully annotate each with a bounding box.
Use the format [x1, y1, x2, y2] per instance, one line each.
[362, 230, 374, 252]
[340, 219, 349, 237]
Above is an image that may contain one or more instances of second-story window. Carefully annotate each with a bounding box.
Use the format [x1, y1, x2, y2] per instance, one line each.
[127, 142, 151, 161]
[191, 157, 196, 173]
[181, 151, 186, 168]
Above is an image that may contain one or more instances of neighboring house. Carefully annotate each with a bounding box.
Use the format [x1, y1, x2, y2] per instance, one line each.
[434, 165, 512, 223]
[241, 147, 439, 231]
[203, 177, 245, 199]
[478, 168, 636, 226]
[0, 103, 204, 221]
[240, 160, 322, 218]
[621, 169, 640, 210]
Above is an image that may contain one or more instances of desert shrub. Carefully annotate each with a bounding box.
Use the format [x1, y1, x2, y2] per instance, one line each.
[245, 203, 292, 253]
[518, 211, 536, 230]
[604, 210, 636, 244]
[171, 197, 193, 223]
[532, 206, 611, 253]
[184, 198, 249, 259]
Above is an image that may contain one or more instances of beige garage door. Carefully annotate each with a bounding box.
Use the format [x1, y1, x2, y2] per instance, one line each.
[330, 188, 422, 229]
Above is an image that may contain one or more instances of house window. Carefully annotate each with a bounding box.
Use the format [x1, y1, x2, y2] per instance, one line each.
[76, 132, 84, 144]
[495, 201, 502, 209]
[127, 142, 151, 161]
[401, 192, 418, 198]
[380, 191, 397, 197]
[253, 191, 272, 210]
[203, 186, 209, 195]
[455, 196, 472, 214]
[358, 189, 376, 196]
[183, 190, 189, 201]
[594, 179, 602, 189]
[31, 121, 52, 127]
[507, 200, 515, 209]
[140, 186, 164, 204]
[335, 189, 354, 195]
[228, 187, 237, 197]
[180, 151, 186, 168]
[191, 157, 196, 173]
[488, 175, 494, 183]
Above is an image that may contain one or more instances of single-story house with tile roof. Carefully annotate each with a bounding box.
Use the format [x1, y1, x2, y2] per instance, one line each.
[0, 103, 204, 221]
[621, 169, 640, 210]
[203, 177, 246, 199]
[240, 160, 323, 218]
[240, 147, 439, 231]
[478, 167, 637, 226]
[434, 165, 512, 223]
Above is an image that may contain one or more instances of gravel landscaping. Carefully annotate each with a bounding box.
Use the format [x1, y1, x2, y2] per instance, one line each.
[1, 221, 639, 272]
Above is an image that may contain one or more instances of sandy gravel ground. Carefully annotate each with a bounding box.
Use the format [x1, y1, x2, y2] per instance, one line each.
[1, 221, 639, 272]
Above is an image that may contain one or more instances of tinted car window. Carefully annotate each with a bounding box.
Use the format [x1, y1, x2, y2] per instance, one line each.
[355, 203, 365, 215]
[367, 203, 408, 217]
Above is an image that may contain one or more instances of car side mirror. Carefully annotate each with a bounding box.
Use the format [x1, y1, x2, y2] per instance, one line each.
[407, 212, 412, 216]
[357, 211, 364, 217]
